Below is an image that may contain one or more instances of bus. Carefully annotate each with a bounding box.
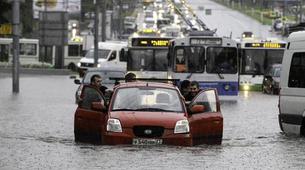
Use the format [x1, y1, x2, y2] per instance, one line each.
[168, 32, 239, 101]
[0, 38, 39, 65]
[124, 36, 172, 79]
[0, 37, 83, 70]
[238, 38, 286, 91]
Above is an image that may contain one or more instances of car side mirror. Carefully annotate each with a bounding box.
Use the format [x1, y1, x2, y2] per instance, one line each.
[91, 102, 107, 112]
[189, 104, 205, 115]
[74, 79, 81, 84]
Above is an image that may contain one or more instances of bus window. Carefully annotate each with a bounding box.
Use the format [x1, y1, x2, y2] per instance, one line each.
[175, 48, 186, 72]
[0, 44, 9, 62]
[68, 44, 82, 57]
[174, 47, 204, 73]
[206, 47, 237, 74]
[20, 43, 37, 56]
[155, 49, 168, 71]
[241, 49, 265, 75]
[127, 49, 168, 71]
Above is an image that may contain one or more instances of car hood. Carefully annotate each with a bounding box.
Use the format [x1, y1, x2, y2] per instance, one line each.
[109, 111, 186, 129]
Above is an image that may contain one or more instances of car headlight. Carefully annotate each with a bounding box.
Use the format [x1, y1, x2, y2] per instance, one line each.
[97, 64, 101, 67]
[77, 62, 81, 67]
[107, 118, 122, 132]
[174, 120, 189, 134]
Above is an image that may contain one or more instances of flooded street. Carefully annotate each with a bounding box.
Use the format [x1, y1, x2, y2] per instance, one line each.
[1, 74, 305, 169]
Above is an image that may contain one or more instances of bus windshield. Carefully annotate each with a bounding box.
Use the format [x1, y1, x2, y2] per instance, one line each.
[240, 49, 284, 75]
[127, 49, 168, 71]
[174, 46, 205, 73]
[206, 47, 237, 74]
[85, 49, 111, 59]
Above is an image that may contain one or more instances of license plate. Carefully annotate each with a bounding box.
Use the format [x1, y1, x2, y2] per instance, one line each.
[132, 138, 163, 145]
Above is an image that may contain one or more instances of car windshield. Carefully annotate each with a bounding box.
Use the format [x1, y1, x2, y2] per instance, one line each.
[83, 71, 125, 84]
[112, 87, 184, 113]
[85, 49, 111, 59]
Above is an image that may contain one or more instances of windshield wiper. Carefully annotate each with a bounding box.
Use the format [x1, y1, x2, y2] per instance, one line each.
[135, 108, 168, 112]
[216, 69, 224, 79]
[112, 108, 138, 111]
[186, 73, 193, 79]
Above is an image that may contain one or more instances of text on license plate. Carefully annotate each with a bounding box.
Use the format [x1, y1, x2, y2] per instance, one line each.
[132, 138, 163, 145]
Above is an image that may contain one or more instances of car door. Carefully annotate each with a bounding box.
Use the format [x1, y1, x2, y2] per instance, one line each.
[74, 85, 107, 143]
[187, 89, 223, 145]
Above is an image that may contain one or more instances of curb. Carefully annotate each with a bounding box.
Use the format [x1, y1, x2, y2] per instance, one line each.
[0, 67, 75, 75]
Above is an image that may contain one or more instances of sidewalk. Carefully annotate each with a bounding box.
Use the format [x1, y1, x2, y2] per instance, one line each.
[0, 67, 74, 75]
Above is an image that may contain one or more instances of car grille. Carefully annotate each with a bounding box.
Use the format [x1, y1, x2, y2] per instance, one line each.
[80, 63, 94, 67]
[133, 126, 164, 138]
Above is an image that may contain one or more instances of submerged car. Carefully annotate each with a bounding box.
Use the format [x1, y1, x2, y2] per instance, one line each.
[74, 82, 223, 146]
[262, 64, 281, 94]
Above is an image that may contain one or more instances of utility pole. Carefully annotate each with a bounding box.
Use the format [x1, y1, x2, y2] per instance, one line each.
[300, 0, 303, 22]
[94, 0, 99, 67]
[101, 0, 106, 41]
[12, 0, 20, 93]
[118, 0, 122, 39]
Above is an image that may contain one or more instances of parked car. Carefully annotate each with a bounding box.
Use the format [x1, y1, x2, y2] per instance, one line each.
[74, 82, 223, 146]
[262, 64, 281, 94]
[74, 67, 125, 104]
[278, 31, 305, 135]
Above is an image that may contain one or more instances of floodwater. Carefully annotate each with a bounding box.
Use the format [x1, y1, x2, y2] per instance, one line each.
[1, 74, 305, 169]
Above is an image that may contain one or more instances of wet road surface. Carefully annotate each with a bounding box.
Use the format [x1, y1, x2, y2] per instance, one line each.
[1, 74, 305, 169]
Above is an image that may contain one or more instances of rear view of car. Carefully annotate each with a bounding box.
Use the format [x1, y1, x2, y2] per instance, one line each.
[278, 31, 305, 135]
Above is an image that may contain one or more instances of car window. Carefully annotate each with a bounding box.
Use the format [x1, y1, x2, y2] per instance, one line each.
[112, 87, 184, 113]
[192, 90, 217, 113]
[83, 71, 125, 84]
[288, 52, 305, 88]
[80, 86, 105, 110]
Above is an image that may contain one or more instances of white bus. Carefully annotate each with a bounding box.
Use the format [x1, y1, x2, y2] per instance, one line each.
[0, 38, 39, 65]
[0, 38, 83, 70]
[168, 32, 239, 101]
[124, 37, 172, 79]
[238, 38, 286, 91]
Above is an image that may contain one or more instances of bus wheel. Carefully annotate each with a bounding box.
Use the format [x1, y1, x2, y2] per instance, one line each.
[68, 63, 76, 71]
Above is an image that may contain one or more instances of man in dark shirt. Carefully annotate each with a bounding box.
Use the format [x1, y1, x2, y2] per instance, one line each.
[90, 74, 108, 95]
[185, 81, 200, 101]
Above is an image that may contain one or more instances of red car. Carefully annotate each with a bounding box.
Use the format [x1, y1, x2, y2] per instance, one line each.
[74, 82, 223, 146]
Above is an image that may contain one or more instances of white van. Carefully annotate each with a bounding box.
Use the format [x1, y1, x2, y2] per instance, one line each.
[77, 41, 127, 76]
[278, 31, 305, 135]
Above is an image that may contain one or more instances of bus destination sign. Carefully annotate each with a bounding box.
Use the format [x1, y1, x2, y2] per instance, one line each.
[131, 38, 170, 47]
[245, 42, 286, 48]
[190, 38, 222, 45]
